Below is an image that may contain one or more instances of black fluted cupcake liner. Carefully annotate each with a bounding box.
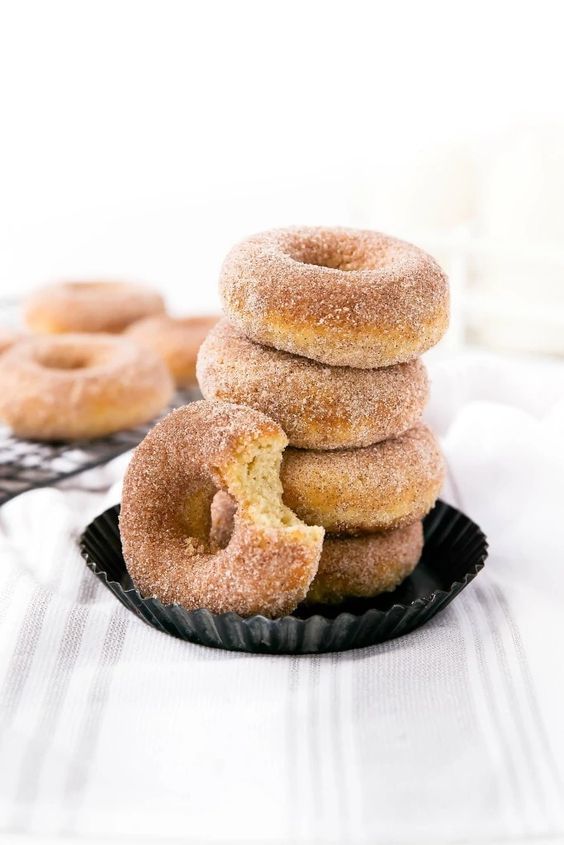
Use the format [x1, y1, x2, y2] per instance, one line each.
[79, 500, 487, 654]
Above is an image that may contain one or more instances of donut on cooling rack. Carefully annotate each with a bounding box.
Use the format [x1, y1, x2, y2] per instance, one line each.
[0, 333, 174, 440]
[280, 423, 445, 534]
[120, 401, 324, 618]
[210, 491, 424, 605]
[197, 319, 429, 449]
[24, 281, 165, 334]
[219, 226, 449, 368]
[127, 314, 219, 387]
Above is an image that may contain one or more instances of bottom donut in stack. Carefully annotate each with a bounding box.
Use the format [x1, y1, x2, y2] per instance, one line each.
[306, 522, 424, 605]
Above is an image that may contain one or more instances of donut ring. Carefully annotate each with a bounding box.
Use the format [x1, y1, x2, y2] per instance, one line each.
[0, 333, 174, 440]
[280, 424, 444, 534]
[220, 227, 449, 368]
[306, 522, 424, 605]
[120, 401, 324, 618]
[210, 492, 423, 605]
[197, 319, 429, 449]
[127, 314, 218, 387]
[24, 281, 165, 334]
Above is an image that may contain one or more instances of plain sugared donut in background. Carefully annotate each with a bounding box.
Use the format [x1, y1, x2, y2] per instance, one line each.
[0, 327, 24, 355]
[197, 319, 429, 449]
[0, 333, 174, 440]
[120, 401, 324, 618]
[24, 281, 165, 334]
[280, 423, 444, 534]
[220, 226, 449, 368]
[127, 314, 219, 387]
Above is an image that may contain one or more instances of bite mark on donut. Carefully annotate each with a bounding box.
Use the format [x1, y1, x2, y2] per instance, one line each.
[221, 436, 301, 534]
[210, 493, 424, 606]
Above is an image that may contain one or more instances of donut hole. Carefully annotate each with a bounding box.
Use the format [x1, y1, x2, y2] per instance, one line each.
[63, 281, 123, 294]
[209, 491, 236, 549]
[36, 348, 91, 371]
[182, 487, 216, 543]
[284, 231, 387, 272]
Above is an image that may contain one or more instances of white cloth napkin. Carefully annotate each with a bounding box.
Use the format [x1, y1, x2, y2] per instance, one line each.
[0, 352, 563, 845]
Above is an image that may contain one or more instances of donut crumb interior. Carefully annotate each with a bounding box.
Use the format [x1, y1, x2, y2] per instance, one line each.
[223, 437, 318, 537]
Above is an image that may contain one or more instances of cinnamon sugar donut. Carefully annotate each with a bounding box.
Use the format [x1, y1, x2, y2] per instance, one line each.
[197, 319, 429, 449]
[220, 227, 449, 368]
[280, 424, 444, 534]
[24, 281, 165, 334]
[120, 401, 324, 618]
[209, 492, 423, 605]
[127, 314, 218, 387]
[0, 333, 174, 440]
[306, 522, 424, 605]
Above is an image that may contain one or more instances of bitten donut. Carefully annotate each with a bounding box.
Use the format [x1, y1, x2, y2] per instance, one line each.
[280, 424, 444, 534]
[306, 522, 424, 605]
[220, 227, 449, 368]
[24, 281, 165, 334]
[209, 492, 423, 605]
[197, 319, 429, 449]
[127, 314, 218, 387]
[120, 401, 324, 618]
[0, 333, 174, 440]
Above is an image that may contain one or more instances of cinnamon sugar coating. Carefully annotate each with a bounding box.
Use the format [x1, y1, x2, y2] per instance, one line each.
[127, 314, 219, 387]
[0, 333, 173, 440]
[24, 280, 165, 334]
[210, 492, 423, 604]
[280, 423, 444, 534]
[120, 401, 324, 618]
[306, 522, 423, 604]
[220, 227, 449, 368]
[197, 319, 429, 449]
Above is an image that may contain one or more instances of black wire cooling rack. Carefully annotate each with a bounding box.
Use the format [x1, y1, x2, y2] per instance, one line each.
[0, 299, 200, 506]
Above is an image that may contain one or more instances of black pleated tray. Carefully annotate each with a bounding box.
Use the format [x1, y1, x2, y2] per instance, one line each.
[80, 500, 487, 654]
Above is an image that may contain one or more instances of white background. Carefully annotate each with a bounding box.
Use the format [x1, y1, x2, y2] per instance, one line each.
[1, 0, 563, 325]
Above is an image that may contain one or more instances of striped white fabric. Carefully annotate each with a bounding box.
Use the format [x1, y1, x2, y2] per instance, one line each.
[0, 353, 563, 844]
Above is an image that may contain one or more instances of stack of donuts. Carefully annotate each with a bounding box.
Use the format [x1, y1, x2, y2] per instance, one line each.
[197, 226, 449, 605]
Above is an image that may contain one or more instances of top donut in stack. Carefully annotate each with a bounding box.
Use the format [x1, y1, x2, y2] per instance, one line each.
[216, 226, 448, 369]
[197, 226, 448, 599]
